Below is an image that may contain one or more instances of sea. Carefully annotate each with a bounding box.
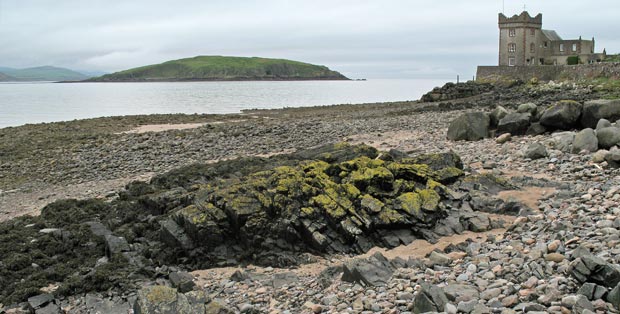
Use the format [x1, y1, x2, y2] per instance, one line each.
[0, 79, 449, 129]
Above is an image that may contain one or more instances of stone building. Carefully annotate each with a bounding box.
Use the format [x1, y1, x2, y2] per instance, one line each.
[498, 11, 606, 66]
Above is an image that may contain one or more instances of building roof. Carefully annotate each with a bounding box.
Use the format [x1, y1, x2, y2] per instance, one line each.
[542, 29, 562, 41]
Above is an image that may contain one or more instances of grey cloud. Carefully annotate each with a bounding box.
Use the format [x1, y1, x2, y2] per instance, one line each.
[0, 0, 618, 79]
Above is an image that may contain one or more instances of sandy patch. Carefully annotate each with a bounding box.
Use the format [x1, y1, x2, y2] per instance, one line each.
[0, 173, 154, 222]
[497, 186, 556, 211]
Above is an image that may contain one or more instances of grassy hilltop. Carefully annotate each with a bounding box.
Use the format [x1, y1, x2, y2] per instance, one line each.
[88, 56, 349, 82]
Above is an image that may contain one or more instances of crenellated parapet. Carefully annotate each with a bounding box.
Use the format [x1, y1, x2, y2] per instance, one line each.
[499, 11, 542, 27]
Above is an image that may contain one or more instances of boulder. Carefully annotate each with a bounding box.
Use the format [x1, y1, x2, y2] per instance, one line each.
[28, 294, 57, 313]
[497, 112, 531, 135]
[526, 122, 547, 135]
[592, 149, 609, 163]
[606, 147, 620, 168]
[608, 282, 620, 310]
[524, 142, 548, 160]
[572, 128, 598, 153]
[169, 272, 195, 293]
[428, 251, 452, 266]
[133, 286, 218, 314]
[447, 112, 490, 141]
[596, 119, 612, 131]
[517, 102, 538, 115]
[105, 235, 130, 256]
[160, 219, 194, 251]
[597, 127, 620, 149]
[412, 283, 449, 314]
[549, 131, 575, 153]
[490, 105, 509, 127]
[577, 283, 608, 301]
[342, 252, 394, 286]
[540, 100, 583, 130]
[570, 255, 620, 288]
[443, 284, 480, 302]
[581, 99, 620, 128]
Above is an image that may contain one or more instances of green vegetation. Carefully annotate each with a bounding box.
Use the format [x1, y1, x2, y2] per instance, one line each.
[567, 55, 580, 65]
[603, 54, 620, 63]
[88, 56, 349, 82]
[587, 77, 620, 99]
[0, 66, 88, 81]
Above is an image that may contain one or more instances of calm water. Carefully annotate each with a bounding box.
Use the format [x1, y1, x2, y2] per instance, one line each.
[0, 79, 448, 128]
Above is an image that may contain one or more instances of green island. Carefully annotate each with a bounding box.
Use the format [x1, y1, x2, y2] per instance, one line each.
[86, 56, 349, 82]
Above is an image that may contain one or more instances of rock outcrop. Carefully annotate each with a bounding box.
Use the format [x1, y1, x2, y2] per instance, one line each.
[447, 112, 490, 141]
[1, 143, 518, 306]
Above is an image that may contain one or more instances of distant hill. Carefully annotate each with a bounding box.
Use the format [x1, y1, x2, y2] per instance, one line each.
[0, 66, 89, 81]
[87, 56, 349, 82]
[0, 72, 17, 82]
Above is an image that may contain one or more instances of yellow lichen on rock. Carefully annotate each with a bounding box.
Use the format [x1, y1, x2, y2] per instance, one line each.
[395, 192, 422, 216]
[417, 188, 441, 211]
[145, 285, 177, 304]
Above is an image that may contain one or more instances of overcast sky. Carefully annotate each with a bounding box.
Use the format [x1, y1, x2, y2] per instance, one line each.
[0, 1, 618, 79]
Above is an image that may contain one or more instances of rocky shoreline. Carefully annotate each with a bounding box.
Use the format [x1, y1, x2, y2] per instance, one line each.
[1, 80, 620, 313]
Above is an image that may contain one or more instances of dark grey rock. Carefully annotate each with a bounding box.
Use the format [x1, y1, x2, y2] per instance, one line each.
[606, 147, 620, 168]
[490, 106, 509, 127]
[572, 128, 598, 153]
[517, 102, 538, 115]
[457, 300, 477, 313]
[607, 282, 620, 310]
[540, 100, 583, 130]
[596, 127, 620, 149]
[443, 284, 480, 302]
[342, 252, 393, 286]
[497, 112, 531, 135]
[447, 112, 490, 141]
[578, 283, 608, 301]
[428, 251, 452, 266]
[82, 294, 132, 314]
[572, 294, 595, 313]
[412, 283, 448, 314]
[570, 255, 620, 288]
[169, 271, 195, 293]
[230, 270, 252, 282]
[35, 303, 62, 314]
[105, 234, 130, 256]
[28, 294, 55, 311]
[550, 131, 575, 152]
[581, 99, 620, 128]
[525, 142, 548, 160]
[160, 219, 194, 251]
[526, 122, 547, 135]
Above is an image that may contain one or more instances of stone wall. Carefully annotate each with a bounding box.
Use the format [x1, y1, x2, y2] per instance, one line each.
[477, 63, 620, 82]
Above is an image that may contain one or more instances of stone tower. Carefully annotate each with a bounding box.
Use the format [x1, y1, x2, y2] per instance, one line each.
[498, 11, 543, 66]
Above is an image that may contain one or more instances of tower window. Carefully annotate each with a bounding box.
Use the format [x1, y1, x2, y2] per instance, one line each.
[509, 29, 516, 37]
[544, 41, 548, 48]
[509, 57, 516, 66]
[508, 43, 516, 52]
[560, 44, 564, 52]
[572, 43, 577, 51]
[530, 43, 535, 53]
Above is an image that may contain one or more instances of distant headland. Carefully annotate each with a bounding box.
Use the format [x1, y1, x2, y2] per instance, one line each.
[85, 56, 350, 82]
